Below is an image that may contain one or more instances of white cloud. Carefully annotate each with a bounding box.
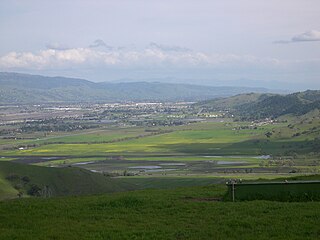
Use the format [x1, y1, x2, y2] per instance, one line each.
[292, 30, 320, 42]
[0, 43, 282, 70]
[46, 43, 71, 50]
[275, 30, 320, 44]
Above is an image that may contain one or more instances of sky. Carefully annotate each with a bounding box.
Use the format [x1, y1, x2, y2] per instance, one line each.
[0, 0, 320, 90]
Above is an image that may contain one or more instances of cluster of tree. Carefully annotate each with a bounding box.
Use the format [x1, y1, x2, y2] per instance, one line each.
[259, 159, 295, 167]
[5, 173, 52, 198]
[103, 170, 134, 177]
[130, 119, 186, 127]
[20, 120, 98, 132]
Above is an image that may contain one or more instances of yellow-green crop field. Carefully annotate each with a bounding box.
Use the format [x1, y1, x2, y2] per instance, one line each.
[1, 121, 315, 158]
[2, 122, 261, 155]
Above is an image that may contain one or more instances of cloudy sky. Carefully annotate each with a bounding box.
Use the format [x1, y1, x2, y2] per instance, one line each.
[0, 0, 320, 90]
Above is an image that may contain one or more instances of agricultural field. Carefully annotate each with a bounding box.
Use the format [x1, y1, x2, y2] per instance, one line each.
[1, 116, 320, 178]
[0, 121, 284, 156]
[0, 126, 150, 147]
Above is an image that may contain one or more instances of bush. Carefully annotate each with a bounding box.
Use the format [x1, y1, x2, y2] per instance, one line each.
[21, 176, 30, 183]
[27, 184, 42, 197]
[5, 173, 20, 181]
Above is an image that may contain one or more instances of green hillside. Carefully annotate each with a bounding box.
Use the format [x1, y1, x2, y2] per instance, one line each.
[238, 90, 320, 119]
[0, 161, 133, 200]
[0, 173, 18, 200]
[0, 184, 319, 240]
[197, 90, 320, 120]
[195, 92, 273, 110]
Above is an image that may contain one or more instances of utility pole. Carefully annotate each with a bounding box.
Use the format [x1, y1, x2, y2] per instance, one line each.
[232, 181, 235, 202]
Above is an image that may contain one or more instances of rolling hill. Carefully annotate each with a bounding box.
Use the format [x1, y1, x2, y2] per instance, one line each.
[0, 72, 273, 103]
[0, 182, 319, 239]
[0, 161, 134, 200]
[195, 92, 274, 110]
[197, 90, 320, 120]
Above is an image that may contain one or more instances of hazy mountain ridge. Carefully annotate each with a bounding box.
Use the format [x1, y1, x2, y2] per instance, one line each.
[0, 72, 275, 104]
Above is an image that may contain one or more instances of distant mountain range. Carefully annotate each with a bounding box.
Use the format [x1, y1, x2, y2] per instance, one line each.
[0, 72, 279, 104]
[197, 90, 320, 120]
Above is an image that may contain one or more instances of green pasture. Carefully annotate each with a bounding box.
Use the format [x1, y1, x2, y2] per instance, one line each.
[2, 122, 275, 156]
[0, 127, 148, 146]
[1, 120, 318, 176]
[6, 135, 313, 157]
[33, 128, 148, 144]
[126, 155, 262, 162]
[0, 157, 14, 161]
[35, 155, 262, 168]
[116, 177, 224, 189]
[124, 173, 304, 180]
[35, 157, 106, 166]
[0, 139, 17, 145]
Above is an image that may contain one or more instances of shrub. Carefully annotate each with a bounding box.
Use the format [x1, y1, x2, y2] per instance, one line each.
[27, 184, 42, 197]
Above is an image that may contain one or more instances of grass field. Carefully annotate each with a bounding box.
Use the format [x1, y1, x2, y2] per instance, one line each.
[33, 127, 149, 144]
[0, 185, 319, 239]
[0, 127, 149, 147]
[117, 177, 225, 189]
[1, 119, 319, 179]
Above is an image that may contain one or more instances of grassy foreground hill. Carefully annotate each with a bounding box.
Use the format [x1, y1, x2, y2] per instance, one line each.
[0, 184, 319, 239]
[0, 161, 133, 200]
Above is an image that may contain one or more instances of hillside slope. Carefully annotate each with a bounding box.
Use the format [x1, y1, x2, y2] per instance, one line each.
[197, 90, 320, 119]
[0, 184, 319, 239]
[195, 92, 274, 110]
[238, 90, 320, 119]
[0, 161, 133, 200]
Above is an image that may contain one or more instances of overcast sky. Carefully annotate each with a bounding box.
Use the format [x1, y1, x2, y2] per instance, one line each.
[0, 0, 319, 90]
